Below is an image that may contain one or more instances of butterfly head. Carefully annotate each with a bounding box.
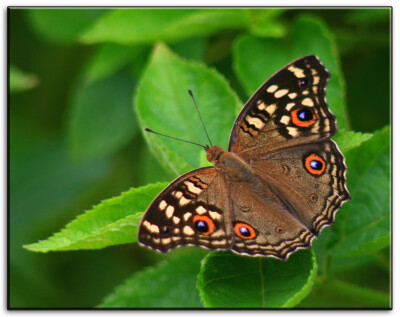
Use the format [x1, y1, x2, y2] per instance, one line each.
[206, 145, 225, 164]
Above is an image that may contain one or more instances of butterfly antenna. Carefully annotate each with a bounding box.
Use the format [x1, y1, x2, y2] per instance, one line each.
[144, 128, 207, 150]
[188, 90, 213, 147]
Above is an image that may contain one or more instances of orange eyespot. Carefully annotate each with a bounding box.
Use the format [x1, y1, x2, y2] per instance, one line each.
[305, 154, 326, 175]
[193, 215, 215, 235]
[291, 108, 316, 127]
[234, 222, 257, 240]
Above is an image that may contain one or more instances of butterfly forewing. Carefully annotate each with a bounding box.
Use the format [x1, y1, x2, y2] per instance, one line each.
[229, 55, 335, 156]
[138, 168, 234, 252]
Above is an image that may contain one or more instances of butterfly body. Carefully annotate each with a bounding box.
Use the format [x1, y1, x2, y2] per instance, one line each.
[208, 146, 255, 183]
[139, 55, 350, 260]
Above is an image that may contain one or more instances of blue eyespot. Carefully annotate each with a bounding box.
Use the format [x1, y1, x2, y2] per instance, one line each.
[161, 226, 170, 234]
[234, 222, 256, 239]
[193, 215, 215, 235]
[297, 108, 313, 121]
[195, 220, 208, 232]
[299, 79, 308, 86]
[310, 160, 323, 170]
[240, 226, 251, 237]
[305, 154, 326, 175]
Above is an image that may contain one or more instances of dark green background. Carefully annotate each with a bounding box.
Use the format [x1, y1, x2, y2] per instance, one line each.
[9, 8, 390, 308]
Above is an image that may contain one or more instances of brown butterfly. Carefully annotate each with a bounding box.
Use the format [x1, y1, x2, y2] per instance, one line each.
[138, 55, 350, 260]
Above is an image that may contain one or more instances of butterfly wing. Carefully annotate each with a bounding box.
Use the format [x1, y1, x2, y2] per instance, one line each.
[227, 178, 314, 260]
[229, 55, 335, 156]
[227, 140, 349, 260]
[225, 55, 349, 259]
[138, 167, 234, 252]
[252, 139, 350, 234]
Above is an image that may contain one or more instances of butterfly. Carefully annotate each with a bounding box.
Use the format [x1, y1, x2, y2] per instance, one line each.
[138, 55, 350, 260]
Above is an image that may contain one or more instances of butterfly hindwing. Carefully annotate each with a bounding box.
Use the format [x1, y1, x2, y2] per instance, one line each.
[250, 139, 350, 235]
[229, 55, 335, 156]
[227, 180, 314, 260]
[138, 167, 234, 252]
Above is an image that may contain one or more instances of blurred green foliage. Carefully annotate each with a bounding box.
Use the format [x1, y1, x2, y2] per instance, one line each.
[9, 8, 390, 308]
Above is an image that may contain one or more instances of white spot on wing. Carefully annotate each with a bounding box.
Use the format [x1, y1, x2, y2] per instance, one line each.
[150, 224, 160, 234]
[257, 100, 266, 111]
[302, 97, 314, 107]
[196, 206, 207, 214]
[142, 220, 151, 230]
[266, 104, 277, 114]
[183, 226, 195, 236]
[246, 244, 259, 249]
[209, 210, 222, 220]
[288, 65, 305, 78]
[211, 240, 226, 246]
[211, 231, 226, 238]
[174, 191, 183, 199]
[285, 102, 296, 111]
[246, 115, 264, 130]
[288, 92, 297, 99]
[260, 245, 275, 251]
[159, 200, 167, 211]
[324, 122, 331, 132]
[183, 212, 192, 221]
[267, 85, 278, 93]
[184, 181, 202, 195]
[287, 127, 299, 137]
[166, 205, 174, 218]
[274, 89, 289, 98]
[179, 196, 191, 206]
[173, 216, 181, 224]
[280, 115, 290, 125]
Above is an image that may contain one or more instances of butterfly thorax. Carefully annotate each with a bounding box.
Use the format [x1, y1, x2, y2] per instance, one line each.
[206, 145, 254, 183]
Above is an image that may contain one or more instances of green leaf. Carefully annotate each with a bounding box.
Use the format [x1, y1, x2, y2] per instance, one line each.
[10, 129, 109, 233]
[247, 9, 287, 38]
[24, 183, 168, 252]
[84, 43, 147, 84]
[81, 9, 248, 45]
[234, 15, 350, 130]
[9, 65, 39, 93]
[329, 126, 390, 257]
[135, 43, 241, 176]
[197, 249, 317, 308]
[171, 37, 206, 61]
[345, 8, 391, 25]
[68, 68, 138, 160]
[334, 130, 373, 153]
[27, 9, 108, 44]
[135, 142, 173, 185]
[100, 250, 207, 308]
